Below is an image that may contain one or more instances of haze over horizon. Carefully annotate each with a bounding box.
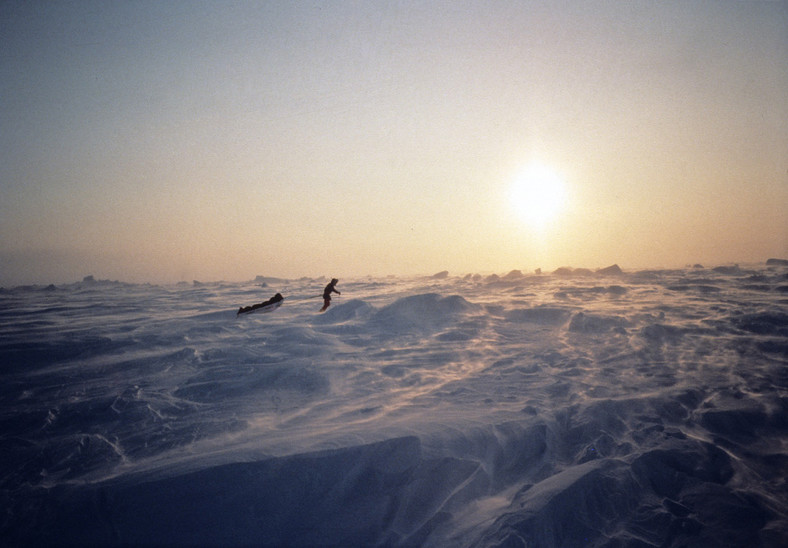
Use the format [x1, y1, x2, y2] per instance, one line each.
[2, 1, 786, 286]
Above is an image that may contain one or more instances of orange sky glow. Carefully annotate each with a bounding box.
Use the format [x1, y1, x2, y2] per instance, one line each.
[1, 1, 786, 285]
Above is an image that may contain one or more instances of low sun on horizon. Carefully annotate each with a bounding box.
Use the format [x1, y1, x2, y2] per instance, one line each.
[510, 164, 568, 231]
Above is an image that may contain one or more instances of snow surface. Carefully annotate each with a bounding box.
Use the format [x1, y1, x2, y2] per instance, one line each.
[2, 263, 787, 547]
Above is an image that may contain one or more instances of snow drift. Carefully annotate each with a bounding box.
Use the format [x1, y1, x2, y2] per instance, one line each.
[1, 263, 787, 546]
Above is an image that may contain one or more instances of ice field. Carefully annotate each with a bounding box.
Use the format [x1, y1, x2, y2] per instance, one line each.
[2, 262, 787, 546]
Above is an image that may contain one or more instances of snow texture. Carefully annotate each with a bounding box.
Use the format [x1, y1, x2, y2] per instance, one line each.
[1, 263, 787, 546]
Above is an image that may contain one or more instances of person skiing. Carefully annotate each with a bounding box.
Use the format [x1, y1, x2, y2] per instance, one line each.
[320, 278, 340, 312]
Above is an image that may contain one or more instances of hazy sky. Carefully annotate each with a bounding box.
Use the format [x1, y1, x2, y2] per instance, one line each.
[1, 0, 786, 285]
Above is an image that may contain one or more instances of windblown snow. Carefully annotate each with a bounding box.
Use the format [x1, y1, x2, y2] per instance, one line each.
[2, 263, 787, 546]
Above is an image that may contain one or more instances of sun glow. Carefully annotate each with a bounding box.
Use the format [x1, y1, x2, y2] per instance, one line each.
[510, 164, 567, 229]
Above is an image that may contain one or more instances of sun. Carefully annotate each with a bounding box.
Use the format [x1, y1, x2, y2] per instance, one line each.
[510, 164, 567, 229]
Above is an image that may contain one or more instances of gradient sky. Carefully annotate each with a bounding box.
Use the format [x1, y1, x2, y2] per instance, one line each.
[1, 0, 786, 285]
